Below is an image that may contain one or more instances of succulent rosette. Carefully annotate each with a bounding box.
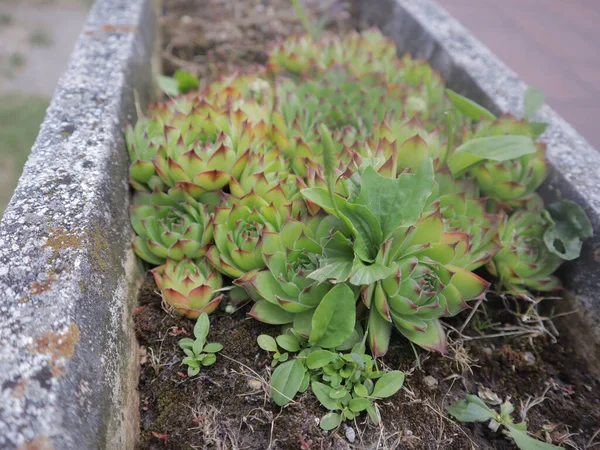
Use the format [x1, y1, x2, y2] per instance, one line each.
[206, 194, 285, 278]
[152, 258, 223, 318]
[236, 215, 340, 328]
[487, 207, 562, 296]
[365, 209, 490, 355]
[130, 190, 214, 265]
[467, 116, 550, 206]
[432, 193, 502, 270]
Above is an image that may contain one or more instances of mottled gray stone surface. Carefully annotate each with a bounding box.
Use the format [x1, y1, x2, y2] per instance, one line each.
[0, 0, 155, 448]
[356, 0, 600, 369]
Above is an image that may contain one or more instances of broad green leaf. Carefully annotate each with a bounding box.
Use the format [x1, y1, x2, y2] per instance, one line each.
[523, 86, 545, 119]
[448, 135, 537, 177]
[319, 412, 342, 430]
[349, 397, 371, 412]
[271, 359, 305, 406]
[309, 284, 356, 349]
[507, 427, 563, 450]
[349, 258, 395, 286]
[312, 381, 342, 410]
[201, 353, 217, 366]
[257, 334, 278, 352]
[355, 160, 435, 238]
[188, 366, 200, 377]
[446, 89, 496, 121]
[330, 387, 348, 399]
[157, 75, 179, 97]
[308, 231, 354, 283]
[203, 343, 223, 353]
[447, 395, 496, 422]
[529, 121, 548, 139]
[173, 69, 199, 93]
[371, 371, 405, 398]
[301, 188, 383, 261]
[306, 350, 336, 369]
[335, 325, 362, 352]
[193, 313, 210, 342]
[276, 334, 301, 352]
[543, 200, 593, 260]
[353, 384, 368, 397]
[178, 338, 194, 349]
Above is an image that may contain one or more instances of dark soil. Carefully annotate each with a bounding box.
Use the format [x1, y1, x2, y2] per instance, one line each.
[135, 273, 600, 449]
[135, 0, 600, 448]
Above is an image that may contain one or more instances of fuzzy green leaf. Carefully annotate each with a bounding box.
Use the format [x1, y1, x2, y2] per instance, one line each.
[523, 86, 545, 120]
[201, 353, 217, 366]
[543, 200, 593, 260]
[276, 334, 301, 353]
[312, 381, 342, 411]
[371, 371, 405, 398]
[356, 160, 435, 238]
[257, 334, 278, 352]
[203, 343, 223, 353]
[306, 350, 336, 369]
[193, 313, 210, 342]
[447, 395, 496, 422]
[446, 89, 496, 121]
[271, 359, 305, 406]
[178, 338, 194, 350]
[309, 284, 356, 349]
[449, 135, 537, 177]
[349, 397, 371, 412]
[319, 412, 342, 431]
[506, 427, 563, 450]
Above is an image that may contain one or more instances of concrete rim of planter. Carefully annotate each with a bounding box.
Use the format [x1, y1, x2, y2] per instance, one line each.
[0, 0, 155, 448]
[1, 0, 599, 448]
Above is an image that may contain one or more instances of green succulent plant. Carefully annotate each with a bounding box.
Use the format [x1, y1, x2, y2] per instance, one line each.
[487, 205, 562, 296]
[206, 194, 286, 279]
[235, 215, 339, 327]
[129, 189, 214, 265]
[467, 116, 550, 207]
[152, 258, 223, 318]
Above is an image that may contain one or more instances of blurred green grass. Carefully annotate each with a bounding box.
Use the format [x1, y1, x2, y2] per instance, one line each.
[0, 94, 48, 215]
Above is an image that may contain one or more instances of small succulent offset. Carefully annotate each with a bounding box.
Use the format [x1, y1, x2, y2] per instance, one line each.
[178, 313, 223, 376]
[448, 395, 563, 450]
[152, 258, 223, 318]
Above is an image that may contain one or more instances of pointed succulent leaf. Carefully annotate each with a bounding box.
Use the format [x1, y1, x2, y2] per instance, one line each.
[249, 300, 294, 324]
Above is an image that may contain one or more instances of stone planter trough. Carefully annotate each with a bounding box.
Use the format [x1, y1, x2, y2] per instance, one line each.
[1, 0, 599, 448]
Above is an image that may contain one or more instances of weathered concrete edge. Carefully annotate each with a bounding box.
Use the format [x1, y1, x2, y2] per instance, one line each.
[0, 0, 155, 448]
[355, 0, 600, 368]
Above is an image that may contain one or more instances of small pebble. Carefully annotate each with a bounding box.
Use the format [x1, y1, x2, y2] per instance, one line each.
[247, 379, 262, 390]
[483, 347, 493, 356]
[345, 426, 356, 443]
[523, 352, 536, 364]
[423, 375, 438, 390]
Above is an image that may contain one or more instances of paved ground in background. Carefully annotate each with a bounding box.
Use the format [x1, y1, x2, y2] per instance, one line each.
[436, 0, 600, 151]
[0, 1, 88, 214]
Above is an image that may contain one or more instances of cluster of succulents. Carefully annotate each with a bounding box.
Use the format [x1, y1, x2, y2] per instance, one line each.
[127, 29, 591, 359]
